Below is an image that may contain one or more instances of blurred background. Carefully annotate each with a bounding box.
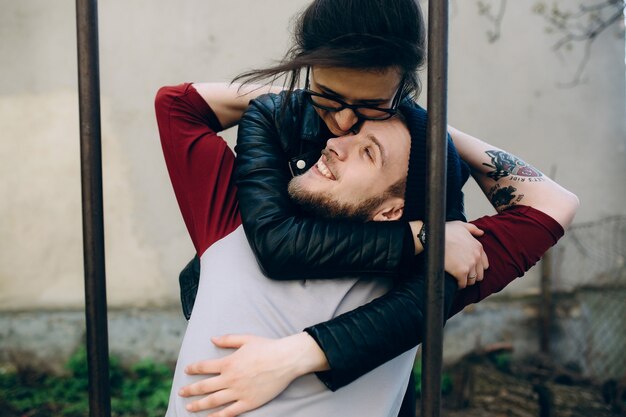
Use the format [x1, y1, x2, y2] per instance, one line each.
[0, 0, 625, 415]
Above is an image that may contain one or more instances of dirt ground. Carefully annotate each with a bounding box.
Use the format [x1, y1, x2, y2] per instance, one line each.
[417, 353, 625, 417]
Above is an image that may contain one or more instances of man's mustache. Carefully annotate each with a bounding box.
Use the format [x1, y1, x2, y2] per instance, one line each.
[320, 149, 339, 180]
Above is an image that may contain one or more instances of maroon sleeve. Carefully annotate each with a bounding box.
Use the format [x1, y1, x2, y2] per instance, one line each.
[450, 205, 565, 316]
[155, 83, 241, 256]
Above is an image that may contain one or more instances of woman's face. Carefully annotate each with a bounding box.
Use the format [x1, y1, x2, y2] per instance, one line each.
[309, 66, 404, 136]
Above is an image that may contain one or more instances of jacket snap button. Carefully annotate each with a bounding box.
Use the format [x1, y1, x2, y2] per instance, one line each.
[296, 160, 306, 169]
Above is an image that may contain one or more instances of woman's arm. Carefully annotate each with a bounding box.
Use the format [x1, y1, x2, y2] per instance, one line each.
[180, 85, 417, 279]
[181, 275, 457, 416]
[233, 93, 417, 279]
[233, 93, 488, 281]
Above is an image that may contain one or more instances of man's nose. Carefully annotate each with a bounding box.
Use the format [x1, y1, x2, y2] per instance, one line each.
[333, 108, 359, 132]
[325, 136, 353, 161]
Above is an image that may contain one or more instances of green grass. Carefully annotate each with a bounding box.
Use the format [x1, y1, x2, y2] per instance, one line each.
[491, 351, 512, 372]
[412, 357, 453, 397]
[1, 349, 458, 415]
[0, 348, 173, 417]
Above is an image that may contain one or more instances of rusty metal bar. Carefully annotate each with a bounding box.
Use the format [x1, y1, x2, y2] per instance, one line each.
[539, 168, 557, 356]
[539, 249, 553, 354]
[75, 0, 111, 416]
[421, 0, 449, 416]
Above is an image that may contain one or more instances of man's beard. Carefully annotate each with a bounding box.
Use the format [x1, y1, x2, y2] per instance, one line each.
[287, 177, 386, 222]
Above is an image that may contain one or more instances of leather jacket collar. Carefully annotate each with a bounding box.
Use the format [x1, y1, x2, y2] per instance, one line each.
[285, 90, 333, 177]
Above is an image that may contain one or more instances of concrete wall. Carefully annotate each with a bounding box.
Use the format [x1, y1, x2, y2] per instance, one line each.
[0, 0, 310, 310]
[1, 0, 625, 367]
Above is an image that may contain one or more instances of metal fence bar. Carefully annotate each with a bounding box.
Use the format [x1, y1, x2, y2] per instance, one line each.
[75, 0, 111, 416]
[421, 0, 449, 416]
[539, 249, 553, 354]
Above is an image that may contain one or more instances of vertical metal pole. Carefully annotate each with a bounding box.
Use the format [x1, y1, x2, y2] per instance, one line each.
[539, 168, 556, 356]
[539, 249, 553, 354]
[421, 0, 449, 416]
[75, 1, 111, 416]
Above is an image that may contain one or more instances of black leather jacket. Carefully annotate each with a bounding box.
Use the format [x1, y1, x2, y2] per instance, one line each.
[180, 90, 467, 391]
[235, 90, 468, 388]
[235, 93, 417, 279]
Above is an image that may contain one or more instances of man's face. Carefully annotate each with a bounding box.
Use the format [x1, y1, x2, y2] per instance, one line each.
[288, 118, 411, 222]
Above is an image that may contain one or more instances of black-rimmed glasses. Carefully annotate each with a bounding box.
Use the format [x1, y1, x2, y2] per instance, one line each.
[303, 68, 406, 122]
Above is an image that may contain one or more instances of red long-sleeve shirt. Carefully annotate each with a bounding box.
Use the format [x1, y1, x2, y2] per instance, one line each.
[155, 82, 564, 316]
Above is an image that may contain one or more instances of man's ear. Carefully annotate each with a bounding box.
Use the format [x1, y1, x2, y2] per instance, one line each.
[372, 198, 404, 221]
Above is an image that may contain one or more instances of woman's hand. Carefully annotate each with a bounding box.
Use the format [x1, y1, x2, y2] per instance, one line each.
[179, 333, 329, 417]
[444, 221, 489, 288]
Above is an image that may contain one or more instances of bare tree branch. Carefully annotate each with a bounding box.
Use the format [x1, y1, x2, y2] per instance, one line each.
[476, 0, 508, 42]
[535, 0, 625, 86]
[556, 38, 593, 88]
[471, 0, 624, 86]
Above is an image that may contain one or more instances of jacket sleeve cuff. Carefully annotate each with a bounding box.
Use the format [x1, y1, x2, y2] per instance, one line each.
[303, 326, 352, 391]
[398, 223, 417, 277]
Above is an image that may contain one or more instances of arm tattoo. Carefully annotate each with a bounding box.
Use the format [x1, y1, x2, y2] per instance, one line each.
[488, 184, 524, 209]
[482, 150, 543, 181]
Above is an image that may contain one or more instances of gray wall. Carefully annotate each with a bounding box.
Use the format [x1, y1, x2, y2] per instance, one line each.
[1, 1, 625, 364]
[0, 0, 310, 310]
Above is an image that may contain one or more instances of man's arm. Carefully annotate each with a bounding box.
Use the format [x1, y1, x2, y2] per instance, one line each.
[448, 126, 579, 228]
[192, 82, 282, 130]
[446, 126, 579, 314]
[154, 83, 243, 256]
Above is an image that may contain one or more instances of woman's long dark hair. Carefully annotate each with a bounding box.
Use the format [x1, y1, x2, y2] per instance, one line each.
[234, 0, 426, 100]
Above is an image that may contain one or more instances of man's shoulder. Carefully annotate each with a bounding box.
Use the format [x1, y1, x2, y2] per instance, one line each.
[399, 99, 427, 116]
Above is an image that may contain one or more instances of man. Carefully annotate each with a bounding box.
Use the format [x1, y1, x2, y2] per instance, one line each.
[155, 83, 578, 417]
